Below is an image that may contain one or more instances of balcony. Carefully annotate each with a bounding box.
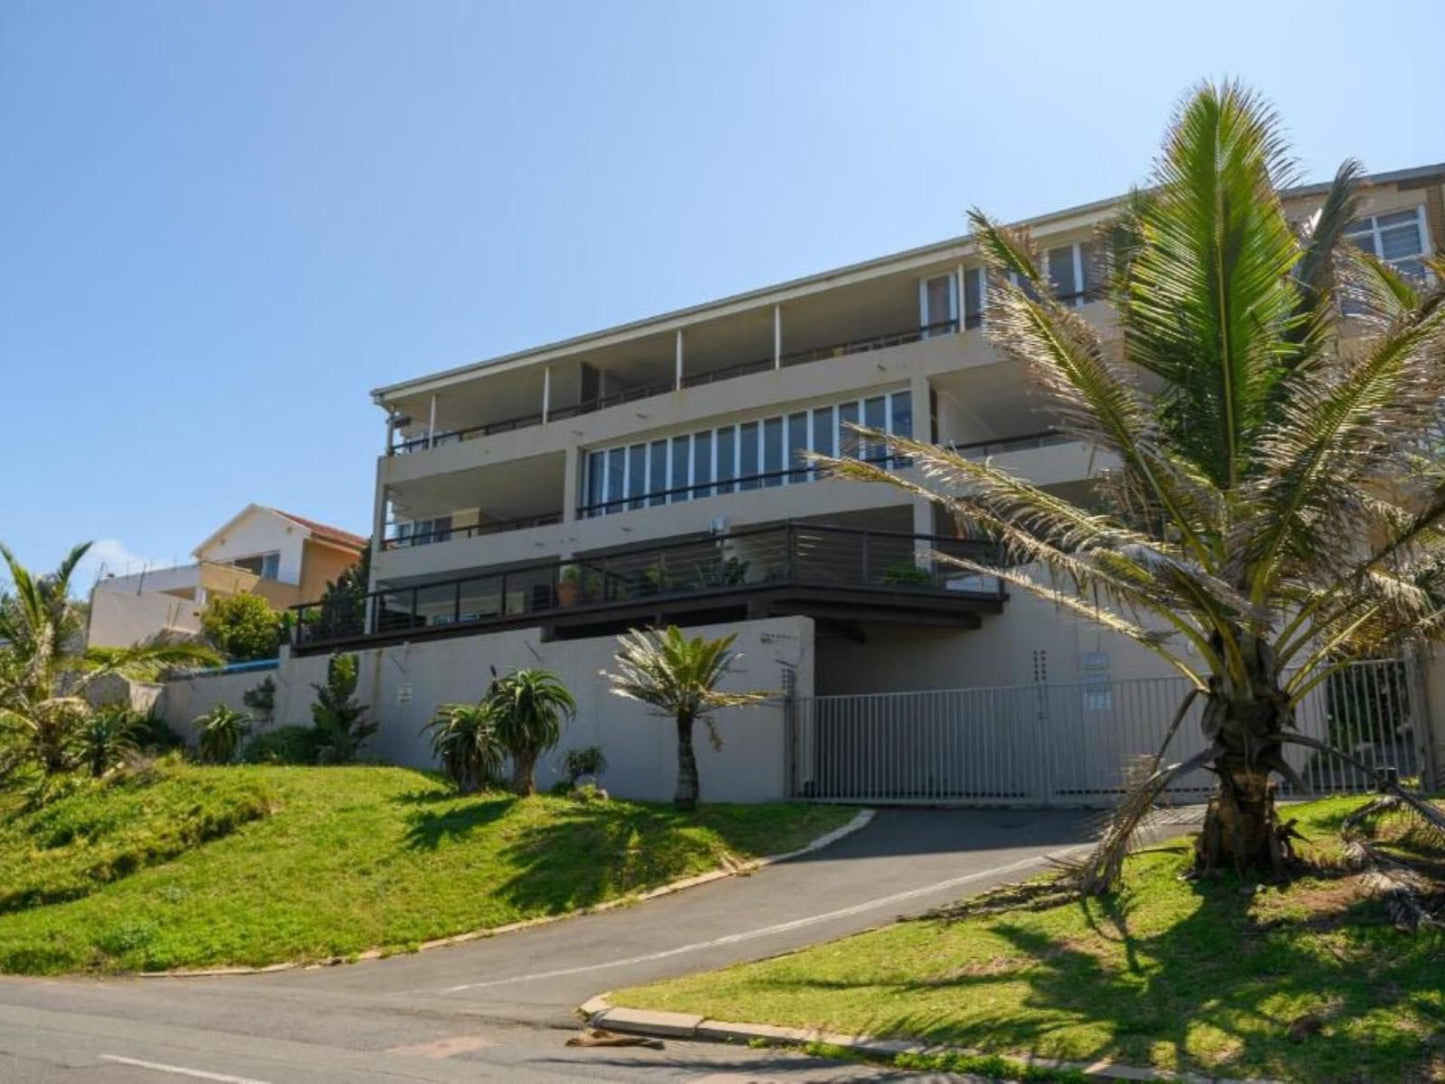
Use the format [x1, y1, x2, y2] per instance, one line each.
[291, 522, 1006, 652]
[381, 512, 563, 551]
[388, 318, 961, 456]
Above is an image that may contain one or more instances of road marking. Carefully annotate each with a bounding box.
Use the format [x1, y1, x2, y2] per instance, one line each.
[434, 844, 1089, 993]
[98, 1055, 272, 1083]
[385, 1034, 496, 1057]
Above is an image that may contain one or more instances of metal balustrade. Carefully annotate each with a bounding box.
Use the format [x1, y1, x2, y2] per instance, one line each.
[291, 522, 1003, 648]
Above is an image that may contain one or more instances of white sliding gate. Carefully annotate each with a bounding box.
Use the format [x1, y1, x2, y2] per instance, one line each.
[789, 659, 1425, 806]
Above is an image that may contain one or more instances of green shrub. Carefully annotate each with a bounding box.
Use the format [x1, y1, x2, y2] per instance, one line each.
[563, 745, 608, 785]
[196, 705, 252, 765]
[200, 594, 283, 662]
[77, 707, 139, 778]
[311, 654, 375, 763]
[881, 560, 931, 586]
[241, 726, 323, 766]
[131, 711, 186, 753]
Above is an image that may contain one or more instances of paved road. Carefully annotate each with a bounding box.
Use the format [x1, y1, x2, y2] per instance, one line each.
[0, 808, 1121, 1083]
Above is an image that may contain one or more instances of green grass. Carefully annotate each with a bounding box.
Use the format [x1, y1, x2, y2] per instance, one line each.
[0, 762, 851, 975]
[612, 796, 1445, 1083]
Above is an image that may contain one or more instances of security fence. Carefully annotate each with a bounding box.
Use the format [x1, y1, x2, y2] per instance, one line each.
[789, 659, 1425, 805]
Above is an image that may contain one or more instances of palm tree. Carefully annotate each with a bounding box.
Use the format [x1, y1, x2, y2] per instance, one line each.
[485, 668, 576, 796]
[196, 704, 252, 764]
[822, 81, 1445, 886]
[423, 702, 506, 793]
[605, 626, 769, 811]
[0, 542, 220, 776]
[78, 705, 140, 778]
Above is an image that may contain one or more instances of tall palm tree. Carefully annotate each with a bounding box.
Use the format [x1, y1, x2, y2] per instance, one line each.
[485, 668, 577, 796]
[0, 542, 220, 776]
[822, 81, 1445, 886]
[606, 626, 769, 811]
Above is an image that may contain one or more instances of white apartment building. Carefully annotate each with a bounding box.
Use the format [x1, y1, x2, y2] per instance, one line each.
[266, 164, 1445, 803]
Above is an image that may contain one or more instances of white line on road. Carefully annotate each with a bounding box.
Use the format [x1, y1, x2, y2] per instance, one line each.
[98, 1055, 272, 1083]
[434, 844, 1089, 993]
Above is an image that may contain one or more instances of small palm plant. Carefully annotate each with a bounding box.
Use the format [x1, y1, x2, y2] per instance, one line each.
[485, 668, 576, 796]
[78, 706, 140, 777]
[196, 704, 252, 765]
[0, 541, 219, 776]
[423, 702, 505, 793]
[820, 81, 1445, 887]
[605, 626, 769, 811]
[310, 653, 376, 764]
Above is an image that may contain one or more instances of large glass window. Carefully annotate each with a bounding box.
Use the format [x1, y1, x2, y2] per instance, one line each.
[670, 436, 690, 503]
[1047, 245, 1077, 300]
[920, 273, 957, 335]
[762, 417, 783, 488]
[863, 396, 887, 462]
[715, 426, 736, 495]
[626, 444, 646, 510]
[587, 451, 606, 513]
[1346, 206, 1428, 280]
[838, 401, 860, 459]
[963, 267, 985, 328]
[812, 405, 835, 461]
[787, 411, 809, 483]
[890, 391, 913, 467]
[738, 421, 760, 491]
[648, 440, 668, 507]
[606, 448, 626, 516]
[693, 431, 712, 498]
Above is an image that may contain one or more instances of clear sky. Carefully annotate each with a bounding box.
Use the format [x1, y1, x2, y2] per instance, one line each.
[3, 0, 1442, 590]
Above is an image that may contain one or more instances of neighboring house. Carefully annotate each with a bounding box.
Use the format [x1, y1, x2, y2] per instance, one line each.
[87, 505, 365, 648]
[244, 162, 1443, 803]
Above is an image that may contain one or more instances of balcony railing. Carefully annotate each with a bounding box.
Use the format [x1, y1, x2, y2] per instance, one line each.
[381, 512, 563, 551]
[388, 318, 962, 455]
[291, 523, 1003, 648]
[949, 429, 1072, 458]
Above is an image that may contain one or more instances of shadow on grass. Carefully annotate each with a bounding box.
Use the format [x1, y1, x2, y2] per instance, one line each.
[401, 794, 513, 850]
[763, 874, 1440, 1082]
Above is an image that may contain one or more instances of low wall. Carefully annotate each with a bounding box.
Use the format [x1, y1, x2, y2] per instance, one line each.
[158, 616, 815, 803]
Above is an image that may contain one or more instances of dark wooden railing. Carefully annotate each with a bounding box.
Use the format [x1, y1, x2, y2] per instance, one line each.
[381, 512, 562, 550]
[291, 523, 1003, 648]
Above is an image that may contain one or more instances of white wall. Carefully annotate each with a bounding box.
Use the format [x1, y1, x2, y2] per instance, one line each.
[159, 616, 814, 803]
[197, 508, 306, 585]
[88, 588, 204, 649]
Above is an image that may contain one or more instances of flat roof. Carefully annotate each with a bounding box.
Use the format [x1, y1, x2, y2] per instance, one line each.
[373, 160, 1445, 405]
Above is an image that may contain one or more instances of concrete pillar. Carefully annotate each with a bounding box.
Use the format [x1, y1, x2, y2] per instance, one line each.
[773, 304, 782, 369]
[1417, 646, 1445, 790]
[562, 444, 580, 524]
[674, 329, 684, 390]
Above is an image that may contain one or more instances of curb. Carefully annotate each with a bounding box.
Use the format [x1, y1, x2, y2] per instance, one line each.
[580, 996, 1279, 1084]
[138, 807, 875, 980]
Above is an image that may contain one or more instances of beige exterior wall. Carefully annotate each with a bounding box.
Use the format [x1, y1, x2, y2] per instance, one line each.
[298, 539, 360, 601]
[161, 616, 813, 803]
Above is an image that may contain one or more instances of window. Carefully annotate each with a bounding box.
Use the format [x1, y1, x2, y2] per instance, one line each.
[787, 411, 809, 483]
[963, 267, 985, 329]
[919, 273, 958, 335]
[232, 551, 282, 577]
[670, 436, 691, 503]
[1046, 242, 1099, 306]
[626, 444, 646, 510]
[715, 426, 736, 495]
[1345, 206, 1429, 281]
[762, 417, 783, 487]
[579, 389, 918, 516]
[738, 421, 760, 491]
[648, 440, 668, 507]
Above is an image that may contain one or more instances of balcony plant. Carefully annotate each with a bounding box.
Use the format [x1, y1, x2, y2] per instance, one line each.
[557, 564, 602, 608]
[881, 560, 932, 587]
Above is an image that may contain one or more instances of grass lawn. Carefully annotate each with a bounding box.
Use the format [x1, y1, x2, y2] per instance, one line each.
[612, 796, 1445, 1083]
[0, 761, 852, 975]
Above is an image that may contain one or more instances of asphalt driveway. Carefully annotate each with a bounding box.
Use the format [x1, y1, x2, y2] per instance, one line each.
[0, 807, 1135, 1082]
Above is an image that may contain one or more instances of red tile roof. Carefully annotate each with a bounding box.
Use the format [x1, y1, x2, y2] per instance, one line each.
[267, 509, 368, 552]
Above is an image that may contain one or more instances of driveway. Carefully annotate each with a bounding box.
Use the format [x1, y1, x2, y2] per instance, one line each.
[0, 807, 1130, 1082]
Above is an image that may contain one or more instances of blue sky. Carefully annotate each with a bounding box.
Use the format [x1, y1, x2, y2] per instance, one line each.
[2, 0, 1442, 590]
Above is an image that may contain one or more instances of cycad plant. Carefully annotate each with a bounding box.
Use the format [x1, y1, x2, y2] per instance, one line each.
[823, 81, 1445, 885]
[78, 706, 141, 777]
[606, 626, 769, 811]
[310, 653, 375, 764]
[423, 702, 506, 793]
[0, 542, 219, 777]
[485, 668, 576, 796]
[196, 704, 252, 764]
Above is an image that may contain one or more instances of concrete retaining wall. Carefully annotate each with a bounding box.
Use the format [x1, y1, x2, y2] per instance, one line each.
[158, 616, 814, 803]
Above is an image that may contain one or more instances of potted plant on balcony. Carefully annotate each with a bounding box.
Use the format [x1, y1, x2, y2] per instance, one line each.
[557, 564, 582, 608]
[881, 559, 932, 587]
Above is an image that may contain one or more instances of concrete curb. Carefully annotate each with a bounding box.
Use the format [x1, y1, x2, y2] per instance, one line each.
[581, 997, 1281, 1083]
[138, 807, 875, 980]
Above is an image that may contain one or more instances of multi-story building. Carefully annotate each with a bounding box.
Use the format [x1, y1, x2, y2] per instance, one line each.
[270, 163, 1443, 802]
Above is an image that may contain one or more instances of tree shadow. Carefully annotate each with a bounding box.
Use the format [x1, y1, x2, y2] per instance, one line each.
[400, 793, 513, 850]
[741, 869, 1441, 1082]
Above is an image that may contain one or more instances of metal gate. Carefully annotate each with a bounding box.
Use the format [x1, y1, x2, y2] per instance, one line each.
[789, 659, 1426, 805]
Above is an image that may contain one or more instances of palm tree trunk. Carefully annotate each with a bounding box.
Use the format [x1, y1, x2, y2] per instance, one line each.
[512, 750, 537, 796]
[1194, 690, 1294, 875]
[674, 712, 699, 812]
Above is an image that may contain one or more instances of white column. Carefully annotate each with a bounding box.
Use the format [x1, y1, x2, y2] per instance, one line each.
[562, 445, 580, 524]
[384, 412, 396, 454]
[773, 304, 782, 368]
[542, 365, 552, 424]
[426, 394, 437, 449]
[955, 263, 965, 328]
[675, 329, 684, 390]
